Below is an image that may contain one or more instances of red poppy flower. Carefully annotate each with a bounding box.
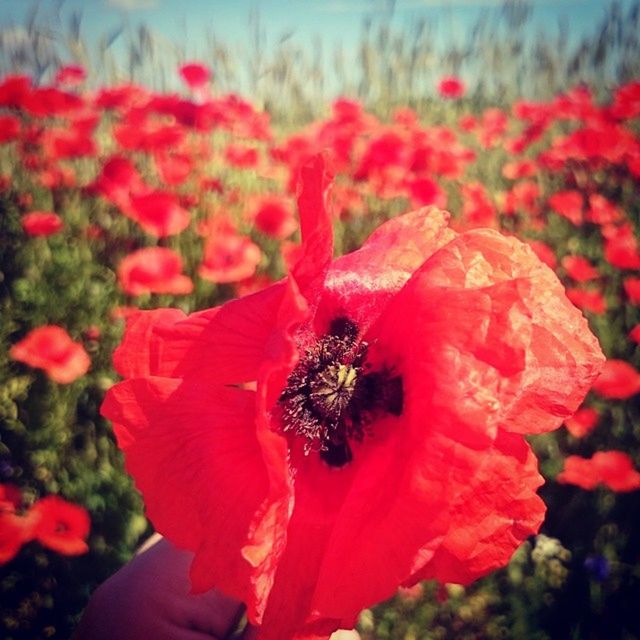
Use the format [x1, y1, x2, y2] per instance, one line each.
[115, 121, 186, 154]
[0, 74, 31, 109]
[118, 247, 194, 296]
[563, 407, 599, 438]
[154, 151, 193, 187]
[526, 240, 557, 270]
[250, 195, 298, 240]
[502, 159, 537, 180]
[502, 181, 540, 217]
[405, 176, 447, 210]
[629, 324, 640, 344]
[225, 144, 259, 169]
[603, 223, 640, 270]
[126, 191, 191, 238]
[29, 496, 90, 555]
[198, 222, 262, 284]
[587, 194, 623, 226]
[102, 156, 603, 640]
[557, 452, 640, 492]
[92, 155, 147, 211]
[612, 80, 640, 119]
[548, 191, 583, 226]
[94, 83, 149, 112]
[179, 62, 212, 89]
[20, 87, 83, 118]
[566, 287, 607, 315]
[591, 359, 640, 399]
[21, 211, 64, 237]
[43, 126, 96, 160]
[0, 115, 20, 143]
[10, 325, 90, 384]
[460, 182, 496, 229]
[562, 256, 599, 282]
[623, 277, 640, 304]
[437, 76, 466, 99]
[54, 64, 87, 87]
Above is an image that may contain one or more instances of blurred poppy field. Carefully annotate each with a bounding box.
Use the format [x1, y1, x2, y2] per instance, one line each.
[1, 2, 640, 639]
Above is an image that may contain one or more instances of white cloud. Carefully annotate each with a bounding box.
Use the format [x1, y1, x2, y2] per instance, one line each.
[107, 0, 158, 10]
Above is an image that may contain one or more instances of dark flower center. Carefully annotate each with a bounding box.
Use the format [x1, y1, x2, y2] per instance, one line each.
[278, 317, 403, 467]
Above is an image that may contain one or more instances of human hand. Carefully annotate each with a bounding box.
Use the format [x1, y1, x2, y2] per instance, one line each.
[73, 534, 253, 640]
[74, 534, 361, 640]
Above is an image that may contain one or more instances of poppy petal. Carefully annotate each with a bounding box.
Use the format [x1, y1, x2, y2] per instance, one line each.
[317, 207, 455, 333]
[409, 430, 545, 585]
[291, 155, 334, 303]
[371, 229, 604, 445]
[30, 496, 90, 555]
[113, 308, 195, 378]
[102, 377, 274, 604]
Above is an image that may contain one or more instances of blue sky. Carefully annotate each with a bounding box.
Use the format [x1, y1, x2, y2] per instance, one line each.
[0, 0, 630, 53]
[0, 0, 634, 92]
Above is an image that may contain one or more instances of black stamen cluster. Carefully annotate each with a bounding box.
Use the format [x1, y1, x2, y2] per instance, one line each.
[278, 316, 403, 467]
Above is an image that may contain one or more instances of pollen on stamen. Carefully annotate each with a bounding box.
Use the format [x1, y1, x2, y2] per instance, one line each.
[277, 316, 404, 467]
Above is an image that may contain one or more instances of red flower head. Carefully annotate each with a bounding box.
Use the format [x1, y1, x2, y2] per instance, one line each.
[10, 326, 90, 384]
[1, 487, 90, 562]
[565, 286, 607, 315]
[592, 359, 640, 399]
[563, 407, 599, 438]
[502, 159, 537, 181]
[154, 150, 193, 187]
[437, 76, 466, 99]
[92, 155, 147, 211]
[562, 255, 599, 283]
[225, 144, 259, 169]
[587, 194, 623, 226]
[126, 191, 191, 238]
[54, 64, 87, 87]
[198, 220, 262, 284]
[179, 62, 212, 89]
[459, 182, 497, 229]
[548, 191, 584, 226]
[526, 240, 557, 270]
[405, 176, 447, 210]
[250, 195, 298, 240]
[118, 247, 194, 297]
[0, 115, 20, 143]
[603, 223, 640, 270]
[557, 452, 640, 492]
[102, 156, 604, 640]
[29, 496, 90, 555]
[623, 277, 640, 304]
[21, 211, 64, 237]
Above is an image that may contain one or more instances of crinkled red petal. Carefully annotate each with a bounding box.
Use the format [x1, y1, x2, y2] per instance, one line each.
[407, 430, 545, 585]
[316, 207, 454, 334]
[370, 229, 604, 446]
